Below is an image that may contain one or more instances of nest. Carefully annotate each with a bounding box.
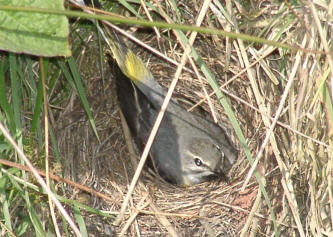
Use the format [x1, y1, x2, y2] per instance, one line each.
[54, 26, 255, 236]
[53, 1, 332, 236]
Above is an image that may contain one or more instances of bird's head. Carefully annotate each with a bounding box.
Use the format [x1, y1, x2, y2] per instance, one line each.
[179, 137, 236, 185]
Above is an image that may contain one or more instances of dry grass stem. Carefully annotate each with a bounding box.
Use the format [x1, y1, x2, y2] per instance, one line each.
[15, 1, 332, 236]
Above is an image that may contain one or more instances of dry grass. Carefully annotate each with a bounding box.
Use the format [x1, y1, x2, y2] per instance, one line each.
[50, 1, 333, 236]
[1, 0, 331, 236]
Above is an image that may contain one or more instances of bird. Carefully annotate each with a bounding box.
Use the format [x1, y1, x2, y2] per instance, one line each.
[82, 0, 238, 185]
[108, 30, 238, 185]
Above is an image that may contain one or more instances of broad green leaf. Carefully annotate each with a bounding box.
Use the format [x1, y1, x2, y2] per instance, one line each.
[0, 0, 70, 57]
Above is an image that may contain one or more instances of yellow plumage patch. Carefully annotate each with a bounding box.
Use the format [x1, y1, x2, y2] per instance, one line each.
[125, 51, 150, 84]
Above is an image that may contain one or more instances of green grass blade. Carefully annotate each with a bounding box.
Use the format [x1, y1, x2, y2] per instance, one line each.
[74, 205, 88, 237]
[67, 57, 100, 141]
[9, 53, 22, 132]
[0, 58, 15, 133]
[118, 0, 142, 19]
[31, 75, 43, 134]
[0, 174, 13, 232]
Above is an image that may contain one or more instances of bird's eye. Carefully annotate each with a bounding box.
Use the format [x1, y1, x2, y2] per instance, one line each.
[194, 157, 202, 166]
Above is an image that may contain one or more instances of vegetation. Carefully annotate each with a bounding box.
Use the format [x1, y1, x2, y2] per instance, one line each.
[0, 0, 332, 236]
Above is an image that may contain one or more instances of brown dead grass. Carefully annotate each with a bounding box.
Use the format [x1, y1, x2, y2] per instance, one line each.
[53, 1, 332, 236]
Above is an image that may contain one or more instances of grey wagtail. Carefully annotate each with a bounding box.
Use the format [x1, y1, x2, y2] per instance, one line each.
[83, 0, 238, 185]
